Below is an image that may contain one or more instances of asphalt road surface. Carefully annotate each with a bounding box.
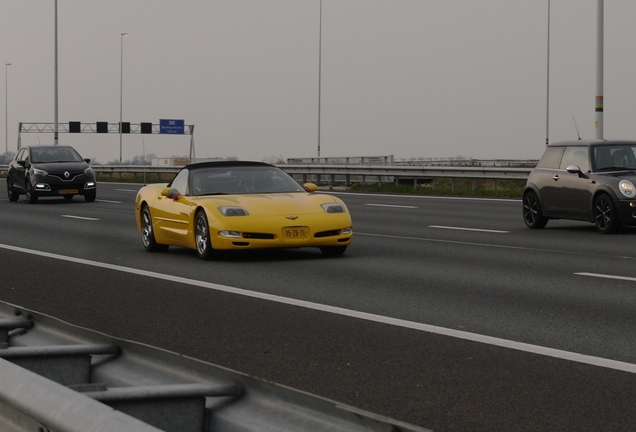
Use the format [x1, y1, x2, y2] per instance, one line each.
[1, 182, 636, 431]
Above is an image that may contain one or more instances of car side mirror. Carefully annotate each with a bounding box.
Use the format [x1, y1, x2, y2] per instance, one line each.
[17, 160, 27, 168]
[566, 165, 588, 178]
[161, 187, 182, 201]
[303, 183, 318, 193]
[84, 158, 91, 164]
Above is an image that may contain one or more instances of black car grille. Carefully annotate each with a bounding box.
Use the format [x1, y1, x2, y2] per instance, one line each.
[314, 229, 341, 238]
[48, 171, 85, 181]
[242, 233, 275, 240]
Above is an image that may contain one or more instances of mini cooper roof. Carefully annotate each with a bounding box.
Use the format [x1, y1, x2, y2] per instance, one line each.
[547, 139, 636, 147]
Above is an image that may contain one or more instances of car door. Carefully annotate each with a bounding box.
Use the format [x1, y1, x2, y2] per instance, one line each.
[9, 148, 28, 192]
[151, 169, 194, 246]
[549, 146, 593, 217]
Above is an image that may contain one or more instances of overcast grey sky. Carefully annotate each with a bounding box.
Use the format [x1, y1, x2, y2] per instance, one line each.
[2, 1, 636, 164]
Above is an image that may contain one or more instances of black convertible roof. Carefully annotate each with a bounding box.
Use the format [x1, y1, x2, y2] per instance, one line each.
[184, 161, 274, 170]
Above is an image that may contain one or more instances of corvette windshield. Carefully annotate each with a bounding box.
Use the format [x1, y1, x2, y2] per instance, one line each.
[190, 166, 305, 196]
[593, 145, 636, 171]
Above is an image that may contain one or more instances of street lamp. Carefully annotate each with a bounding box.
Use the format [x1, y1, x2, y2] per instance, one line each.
[5, 63, 11, 154]
[119, 32, 128, 163]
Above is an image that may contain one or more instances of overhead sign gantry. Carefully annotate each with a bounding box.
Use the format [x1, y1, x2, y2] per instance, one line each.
[17, 120, 196, 161]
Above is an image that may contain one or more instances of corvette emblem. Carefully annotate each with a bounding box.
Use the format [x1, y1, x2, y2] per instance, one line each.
[64, 171, 70, 178]
[285, 216, 299, 220]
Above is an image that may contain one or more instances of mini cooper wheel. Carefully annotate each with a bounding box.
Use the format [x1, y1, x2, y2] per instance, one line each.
[522, 191, 548, 229]
[141, 205, 169, 252]
[195, 210, 216, 260]
[6, 180, 19, 202]
[593, 193, 621, 234]
[319, 245, 347, 256]
[25, 180, 38, 204]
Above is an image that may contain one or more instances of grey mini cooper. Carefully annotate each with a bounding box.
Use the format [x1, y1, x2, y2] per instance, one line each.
[523, 139, 636, 233]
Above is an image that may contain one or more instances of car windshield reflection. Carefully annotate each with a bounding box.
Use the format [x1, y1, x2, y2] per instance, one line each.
[593, 145, 636, 172]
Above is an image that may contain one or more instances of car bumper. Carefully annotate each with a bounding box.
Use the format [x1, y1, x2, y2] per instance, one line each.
[32, 177, 96, 196]
[208, 214, 353, 250]
[616, 199, 636, 225]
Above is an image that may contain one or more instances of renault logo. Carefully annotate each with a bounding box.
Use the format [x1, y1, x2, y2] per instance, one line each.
[285, 216, 298, 220]
[64, 171, 70, 179]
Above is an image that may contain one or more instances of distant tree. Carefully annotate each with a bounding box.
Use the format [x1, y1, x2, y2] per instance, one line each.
[262, 155, 285, 164]
[0, 152, 16, 164]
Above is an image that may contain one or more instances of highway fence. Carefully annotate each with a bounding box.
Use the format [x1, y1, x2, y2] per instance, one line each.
[0, 161, 537, 192]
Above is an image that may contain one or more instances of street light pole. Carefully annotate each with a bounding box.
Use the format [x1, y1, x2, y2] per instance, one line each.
[5, 63, 11, 154]
[317, 0, 322, 158]
[54, 0, 58, 145]
[119, 32, 128, 163]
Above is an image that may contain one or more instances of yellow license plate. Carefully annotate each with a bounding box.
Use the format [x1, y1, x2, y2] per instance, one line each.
[283, 227, 309, 239]
[59, 189, 78, 195]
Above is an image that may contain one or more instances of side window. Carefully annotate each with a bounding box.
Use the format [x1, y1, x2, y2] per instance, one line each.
[169, 169, 189, 196]
[559, 147, 590, 172]
[536, 147, 565, 169]
[15, 149, 24, 161]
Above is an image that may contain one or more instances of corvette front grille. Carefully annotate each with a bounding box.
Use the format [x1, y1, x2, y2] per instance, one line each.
[314, 229, 341, 238]
[242, 233, 275, 240]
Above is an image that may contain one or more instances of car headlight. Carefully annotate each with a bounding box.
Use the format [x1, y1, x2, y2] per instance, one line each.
[218, 206, 249, 216]
[32, 168, 48, 176]
[321, 203, 345, 213]
[619, 180, 636, 198]
[84, 167, 94, 175]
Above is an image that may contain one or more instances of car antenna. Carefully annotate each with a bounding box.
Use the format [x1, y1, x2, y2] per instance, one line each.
[572, 117, 582, 140]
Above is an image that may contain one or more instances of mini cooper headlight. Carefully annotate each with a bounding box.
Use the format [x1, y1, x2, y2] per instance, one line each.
[32, 168, 48, 176]
[218, 206, 249, 216]
[321, 203, 345, 213]
[619, 180, 636, 198]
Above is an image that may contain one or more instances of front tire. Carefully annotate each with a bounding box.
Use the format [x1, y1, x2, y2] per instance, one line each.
[84, 190, 96, 202]
[593, 194, 621, 234]
[141, 205, 169, 252]
[522, 191, 548, 229]
[25, 180, 38, 204]
[195, 210, 216, 260]
[7, 180, 19, 202]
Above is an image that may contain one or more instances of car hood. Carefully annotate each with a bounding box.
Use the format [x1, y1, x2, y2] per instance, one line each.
[195, 192, 342, 215]
[33, 161, 90, 172]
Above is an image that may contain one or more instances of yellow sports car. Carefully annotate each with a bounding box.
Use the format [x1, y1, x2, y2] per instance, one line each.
[135, 161, 353, 259]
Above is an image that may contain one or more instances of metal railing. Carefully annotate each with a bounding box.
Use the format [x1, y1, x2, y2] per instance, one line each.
[0, 163, 535, 190]
[0, 300, 429, 432]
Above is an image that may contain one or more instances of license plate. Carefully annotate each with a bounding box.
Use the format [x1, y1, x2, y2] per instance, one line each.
[58, 189, 78, 195]
[283, 227, 309, 239]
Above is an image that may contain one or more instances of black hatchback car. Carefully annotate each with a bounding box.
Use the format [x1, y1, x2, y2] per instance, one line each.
[6, 145, 97, 203]
[523, 139, 636, 233]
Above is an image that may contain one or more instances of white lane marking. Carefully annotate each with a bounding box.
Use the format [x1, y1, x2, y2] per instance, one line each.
[114, 189, 139, 192]
[364, 204, 418, 209]
[356, 232, 636, 260]
[1, 242, 635, 374]
[576, 272, 636, 282]
[96, 199, 123, 204]
[323, 191, 519, 203]
[61, 215, 100, 221]
[429, 225, 509, 234]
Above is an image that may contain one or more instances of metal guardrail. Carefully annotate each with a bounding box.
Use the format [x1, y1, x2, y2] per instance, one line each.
[0, 300, 429, 432]
[0, 163, 534, 189]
